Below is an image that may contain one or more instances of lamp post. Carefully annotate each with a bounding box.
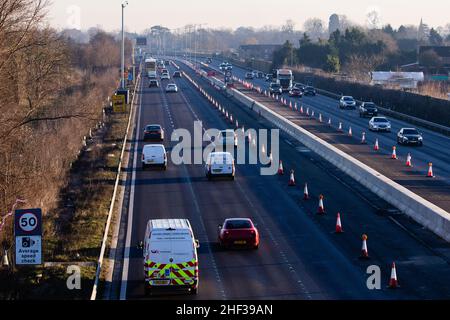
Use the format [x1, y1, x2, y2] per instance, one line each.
[121, 1, 128, 89]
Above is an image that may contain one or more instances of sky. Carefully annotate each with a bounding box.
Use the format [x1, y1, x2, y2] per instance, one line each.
[47, 0, 450, 32]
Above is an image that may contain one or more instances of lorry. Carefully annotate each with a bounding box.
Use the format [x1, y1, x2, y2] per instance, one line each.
[276, 69, 294, 92]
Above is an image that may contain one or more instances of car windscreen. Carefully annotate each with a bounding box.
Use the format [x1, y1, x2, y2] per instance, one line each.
[374, 118, 388, 123]
[403, 129, 419, 135]
[225, 220, 252, 229]
[270, 84, 280, 88]
[146, 125, 161, 131]
[364, 103, 376, 108]
[344, 97, 354, 101]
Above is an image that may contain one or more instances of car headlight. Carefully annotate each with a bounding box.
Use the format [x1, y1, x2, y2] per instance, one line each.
[418, 136, 423, 140]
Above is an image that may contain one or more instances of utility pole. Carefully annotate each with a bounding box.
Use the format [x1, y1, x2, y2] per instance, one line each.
[121, 1, 128, 89]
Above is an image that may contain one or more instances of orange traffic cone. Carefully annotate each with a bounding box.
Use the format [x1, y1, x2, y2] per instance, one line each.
[406, 153, 412, 167]
[261, 144, 266, 156]
[391, 146, 397, 159]
[269, 152, 273, 166]
[278, 161, 284, 175]
[236, 119, 239, 129]
[360, 234, 369, 259]
[335, 213, 344, 233]
[230, 114, 233, 124]
[427, 162, 434, 178]
[328, 118, 332, 126]
[319, 114, 323, 123]
[311, 110, 315, 117]
[388, 262, 399, 288]
[338, 122, 343, 132]
[303, 183, 310, 200]
[361, 132, 367, 144]
[288, 170, 296, 186]
[306, 107, 310, 116]
[317, 195, 325, 214]
[348, 126, 353, 137]
[300, 105, 304, 114]
[374, 139, 379, 151]
[289, 101, 293, 109]
[294, 103, 298, 111]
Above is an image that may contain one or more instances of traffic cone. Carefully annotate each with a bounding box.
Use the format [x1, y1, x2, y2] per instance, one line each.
[360, 234, 369, 259]
[335, 213, 344, 233]
[252, 137, 256, 147]
[300, 105, 304, 114]
[391, 146, 397, 159]
[319, 114, 323, 123]
[230, 114, 233, 123]
[288, 170, 296, 186]
[348, 126, 353, 137]
[311, 110, 315, 117]
[374, 139, 379, 151]
[328, 118, 332, 126]
[361, 132, 367, 144]
[236, 119, 239, 129]
[427, 162, 434, 178]
[247, 130, 252, 142]
[269, 152, 273, 165]
[388, 262, 399, 288]
[406, 153, 412, 167]
[306, 107, 310, 116]
[278, 161, 284, 175]
[294, 103, 298, 111]
[261, 144, 266, 155]
[303, 183, 310, 200]
[317, 195, 325, 214]
[289, 101, 293, 109]
[338, 122, 343, 132]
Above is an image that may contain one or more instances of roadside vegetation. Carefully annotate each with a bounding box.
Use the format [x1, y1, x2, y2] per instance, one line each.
[0, 0, 132, 299]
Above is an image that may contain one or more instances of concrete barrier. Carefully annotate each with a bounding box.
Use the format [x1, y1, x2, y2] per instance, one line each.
[181, 58, 450, 243]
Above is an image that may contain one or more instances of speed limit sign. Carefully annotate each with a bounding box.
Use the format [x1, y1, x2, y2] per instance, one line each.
[15, 209, 42, 236]
[15, 208, 43, 265]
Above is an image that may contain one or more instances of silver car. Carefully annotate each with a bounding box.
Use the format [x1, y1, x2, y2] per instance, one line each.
[165, 83, 178, 93]
[339, 96, 357, 109]
[369, 117, 391, 132]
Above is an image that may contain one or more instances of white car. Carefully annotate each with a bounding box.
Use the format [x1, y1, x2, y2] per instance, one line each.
[339, 96, 357, 109]
[142, 144, 167, 170]
[219, 130, 238, 148]
[369, 117, 392, 132]
[165, 83, 178, 93]
[161, 73, 170, 80]
[205, 152, 235, 180]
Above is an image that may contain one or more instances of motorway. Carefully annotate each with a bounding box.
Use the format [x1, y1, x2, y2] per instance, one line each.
[201, 59, 450, 212]
[111, 59, 450, 300]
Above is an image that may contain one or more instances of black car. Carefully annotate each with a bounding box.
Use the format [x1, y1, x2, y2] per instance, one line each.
[397, 128, 423, 146]
[143, 124, 164, 141]
[173, 71, 182, 78]
[149, 79, 159, 88]
[269, 82, 282, 95]
[303, 86, 316, 96]
[359, 102, 378, 118]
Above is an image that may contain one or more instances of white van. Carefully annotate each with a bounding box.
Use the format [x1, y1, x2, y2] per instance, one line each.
[143, 219, 200, 295]
[205, 152, 235, 180]
[142, 144, 167, 170]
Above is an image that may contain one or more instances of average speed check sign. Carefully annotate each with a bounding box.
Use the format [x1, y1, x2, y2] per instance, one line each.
[15, 208, 43, 265]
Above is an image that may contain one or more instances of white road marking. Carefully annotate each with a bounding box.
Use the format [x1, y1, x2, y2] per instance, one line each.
[120, 78, 144, 300]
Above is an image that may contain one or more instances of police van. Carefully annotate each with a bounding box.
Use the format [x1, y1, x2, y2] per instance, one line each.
[143, 219, 200, 295]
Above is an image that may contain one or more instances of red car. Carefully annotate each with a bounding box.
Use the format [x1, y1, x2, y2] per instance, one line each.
[218, 218, 259, 249]
[289, 87, 303, 97]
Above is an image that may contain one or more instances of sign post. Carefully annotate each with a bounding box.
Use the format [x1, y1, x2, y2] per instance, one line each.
[14, 209, 43, 266]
